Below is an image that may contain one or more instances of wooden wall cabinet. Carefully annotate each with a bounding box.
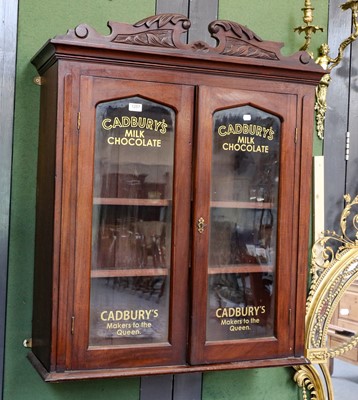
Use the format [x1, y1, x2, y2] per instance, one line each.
[29, 14, 324, 381]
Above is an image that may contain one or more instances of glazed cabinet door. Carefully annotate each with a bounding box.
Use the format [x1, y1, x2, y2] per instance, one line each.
[190, 86, 298, 364]
[71, 75, 194, 370]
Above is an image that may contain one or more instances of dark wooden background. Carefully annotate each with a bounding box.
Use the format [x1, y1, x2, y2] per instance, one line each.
[325, 0, 358, 233]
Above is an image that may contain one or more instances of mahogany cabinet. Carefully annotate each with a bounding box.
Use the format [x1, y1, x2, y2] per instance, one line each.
[29, 14, 325, 381]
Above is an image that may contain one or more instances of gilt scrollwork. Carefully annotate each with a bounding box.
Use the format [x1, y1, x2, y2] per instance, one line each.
[295, 194, 358, 400]
[294, 363, 327, 400]
[310, 194, 358, 277]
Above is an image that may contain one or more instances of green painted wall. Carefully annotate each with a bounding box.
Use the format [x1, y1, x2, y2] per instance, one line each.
[202, 368, 299, 399]
[5, 1, 328, 399]
[5, 2, 155, 399]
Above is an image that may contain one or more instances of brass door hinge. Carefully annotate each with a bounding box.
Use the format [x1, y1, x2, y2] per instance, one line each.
[288, 308, 292, 326]
[71, 316, 75, 335]
[295, 128, 298, 144]
[77, 112, 81, 131]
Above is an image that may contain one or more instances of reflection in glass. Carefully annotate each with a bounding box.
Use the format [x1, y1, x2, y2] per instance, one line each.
[89, 97, 175, 346]
[207, 105, 281, 341]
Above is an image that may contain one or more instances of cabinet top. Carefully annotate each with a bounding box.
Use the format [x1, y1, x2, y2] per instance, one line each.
[32, 13, 325, 84]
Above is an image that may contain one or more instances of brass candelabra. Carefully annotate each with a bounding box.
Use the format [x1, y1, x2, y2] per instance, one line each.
[295, 0, 358, 139]
[294, 0, 324, 56]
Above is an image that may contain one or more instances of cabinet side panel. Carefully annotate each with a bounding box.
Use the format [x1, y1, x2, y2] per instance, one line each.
[295, 92, 315, 356]
[31, 64, 59, 371]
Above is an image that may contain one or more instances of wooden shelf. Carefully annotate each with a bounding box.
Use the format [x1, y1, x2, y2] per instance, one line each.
[210, 201, 273, 209]
[91, 265, 272, 277]
[91, 268, 168, 278]
[93, 197, 171, 207]
[209, 264, 273, 274]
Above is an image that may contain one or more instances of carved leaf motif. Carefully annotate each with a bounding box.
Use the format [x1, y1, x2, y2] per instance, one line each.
[211, 20, 262, 42]
[344, 193, 352, 203]
[134, 13, 189, 29]
[354, 215, 358, 239]
[223, 38, 279, 60]
[52, 14, 320, 68]
[340, 194, 358, 242]
[113, 31, 175, 48]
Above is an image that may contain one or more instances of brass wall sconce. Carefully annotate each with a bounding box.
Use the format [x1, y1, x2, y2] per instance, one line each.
[294, 194, 358, 399]
[295, 0, 358, 139]
[294, 0, 324, 57]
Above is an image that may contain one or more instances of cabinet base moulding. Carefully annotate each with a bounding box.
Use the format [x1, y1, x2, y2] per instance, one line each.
[27, 352, 308, 382]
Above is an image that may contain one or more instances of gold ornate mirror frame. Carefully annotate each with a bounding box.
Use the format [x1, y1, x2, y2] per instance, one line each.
[294, 194, 358, 399]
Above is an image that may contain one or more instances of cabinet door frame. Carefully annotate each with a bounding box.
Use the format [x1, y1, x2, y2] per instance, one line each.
[71, 74, 194, 370]
[190, 85, 298, 364]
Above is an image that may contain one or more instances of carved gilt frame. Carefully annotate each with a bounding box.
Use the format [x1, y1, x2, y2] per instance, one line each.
[294, 194, 358, 399]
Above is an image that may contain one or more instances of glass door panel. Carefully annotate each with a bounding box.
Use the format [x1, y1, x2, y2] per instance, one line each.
[90, 96, 175, 346]
[207, 105, 281, 341]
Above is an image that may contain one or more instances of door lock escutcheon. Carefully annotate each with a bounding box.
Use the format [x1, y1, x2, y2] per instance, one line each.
[197, 217, 207, 234]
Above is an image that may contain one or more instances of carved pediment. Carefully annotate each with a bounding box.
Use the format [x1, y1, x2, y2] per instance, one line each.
[55, 13, 311, 65]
